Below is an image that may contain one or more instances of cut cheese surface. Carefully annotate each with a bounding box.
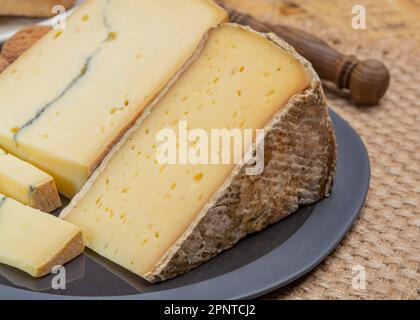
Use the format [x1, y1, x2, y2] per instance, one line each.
[0, 148, 61, 212]
[63, 24, 309, 277]
[0, 0, 227, 197]
[0, 195, 83, 277]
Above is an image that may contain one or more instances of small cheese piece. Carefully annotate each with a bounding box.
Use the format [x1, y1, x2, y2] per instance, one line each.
[0, 0, 227, 197]
[0, 195, 84, 278]
[0, 148, 61, 212]
[62, 24, 336, 282]
[0, 0, 76, 17]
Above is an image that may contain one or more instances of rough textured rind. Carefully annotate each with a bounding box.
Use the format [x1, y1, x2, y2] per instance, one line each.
[0, 0, 76, 18]
[30, 180, 62, 213]
[0, 56, 9, 73]
[144, 26, 337, 283]
[62, 24, 336, 283]
[1, 25, 52, 64]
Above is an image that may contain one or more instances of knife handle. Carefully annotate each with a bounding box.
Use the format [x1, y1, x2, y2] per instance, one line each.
[227, 9, 390, 105]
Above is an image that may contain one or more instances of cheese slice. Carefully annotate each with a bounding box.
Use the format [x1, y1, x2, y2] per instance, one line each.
[0, 148, 61, 212]
[62, 24, 336, 282]
[0, 195, 84, 278]
[0, 0, 227, 197]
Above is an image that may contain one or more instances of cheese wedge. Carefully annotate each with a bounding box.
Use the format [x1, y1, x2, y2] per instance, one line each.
[0, 195, 84, 278]
[0, 0, 76, 17]
[62, 24, 336, 283]
[0, 0, 227, 197]
[0, 148, 61, 212]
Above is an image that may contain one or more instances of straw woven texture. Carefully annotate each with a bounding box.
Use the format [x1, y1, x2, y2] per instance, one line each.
[222, 0, 420, 299]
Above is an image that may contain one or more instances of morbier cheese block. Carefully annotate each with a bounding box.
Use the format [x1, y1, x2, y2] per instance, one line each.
[0, 148, 61, 212]
[0, 195, 84, 278]
[0, 0, 227, 197]
[0, 0, 76, 17]
[62, 24, 336, 283]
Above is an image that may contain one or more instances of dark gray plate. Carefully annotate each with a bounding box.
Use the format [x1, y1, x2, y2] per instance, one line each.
[0, 110, 370, 300]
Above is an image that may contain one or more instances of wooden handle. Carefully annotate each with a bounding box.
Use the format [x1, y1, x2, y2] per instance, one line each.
[226, 8, 391, 105]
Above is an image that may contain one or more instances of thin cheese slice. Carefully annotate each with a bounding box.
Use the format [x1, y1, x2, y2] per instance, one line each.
[0, 148, 61, 212]
[0, 0, 227, 197]
[62, 24, 310, 279]
[0, 195, 84, 278]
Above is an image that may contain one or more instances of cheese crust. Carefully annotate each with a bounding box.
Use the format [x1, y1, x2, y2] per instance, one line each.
[1, 25, 52, 64]
[0, 0, 76, 17]
[0, 56, 9, 73]
[29, 179, 62, 213]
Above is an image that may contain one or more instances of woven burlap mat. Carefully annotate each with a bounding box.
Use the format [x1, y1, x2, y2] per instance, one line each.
[222, 0, 420, 299]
